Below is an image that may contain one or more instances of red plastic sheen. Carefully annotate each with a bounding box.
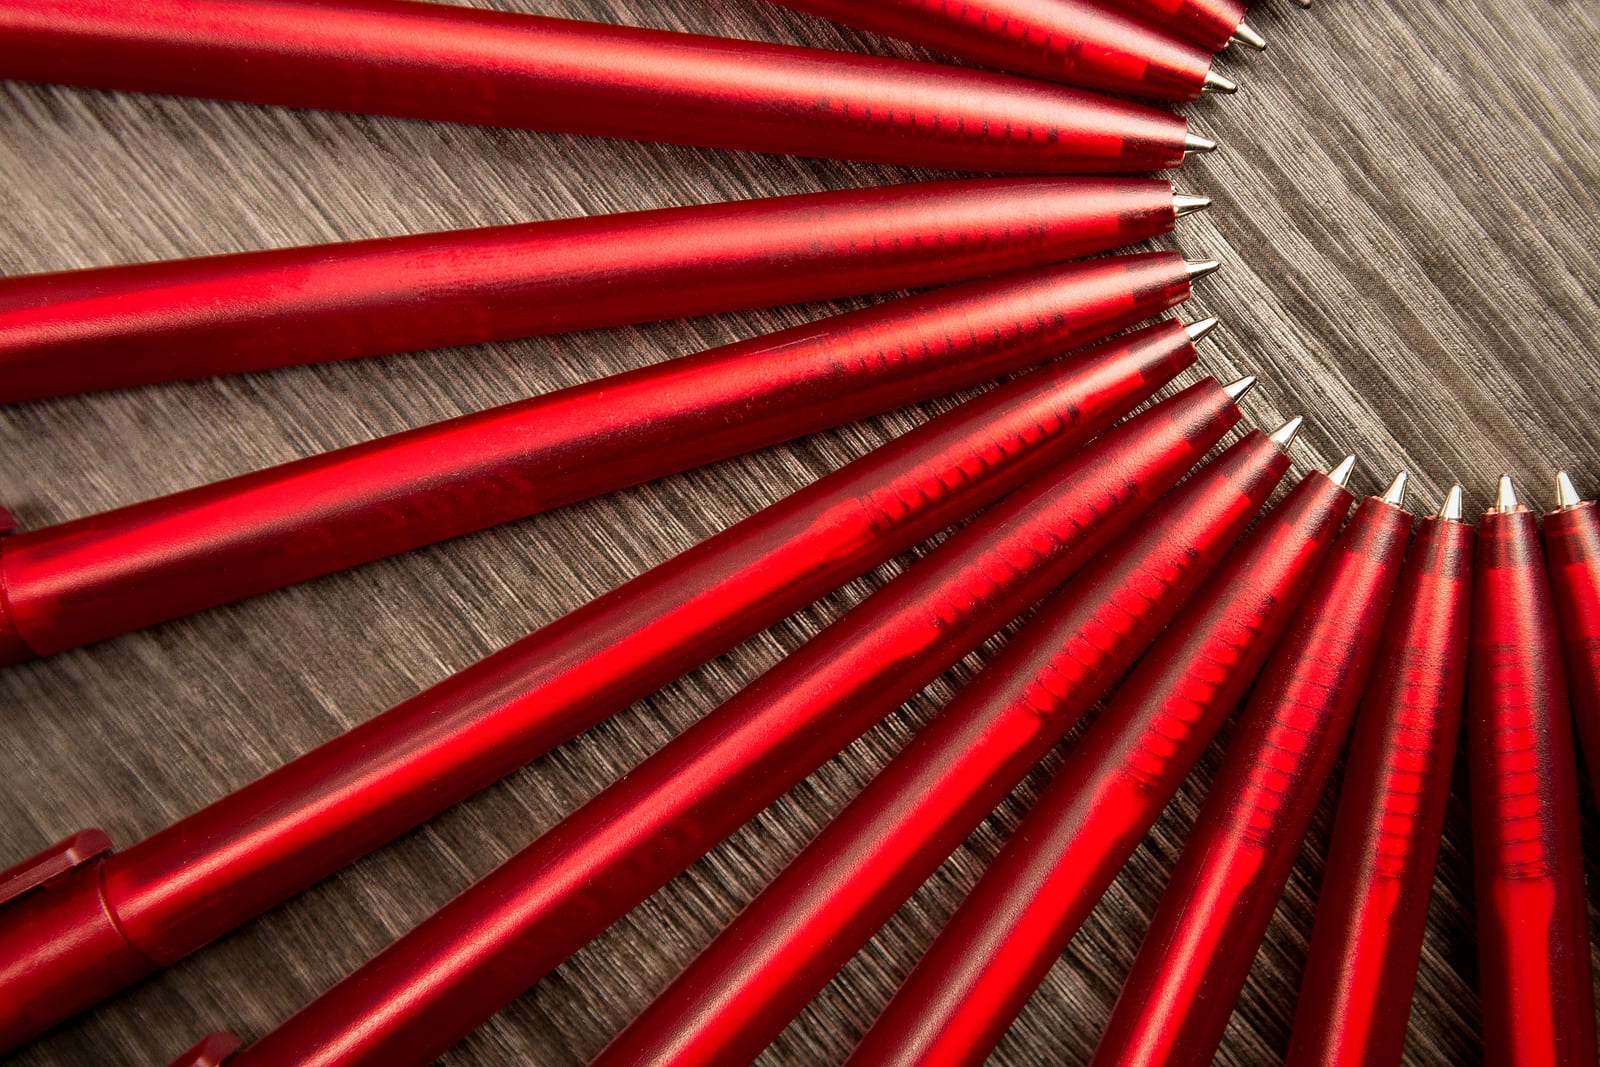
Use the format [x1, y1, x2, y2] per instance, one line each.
[1466, 510, 1597, 1067]
[1285, 518, 1474, 1067]
[0, 178, 1182, 401]
[0, 322, 1201, 1052]
[0, 252, 1195, 665]
[1103, 0, 1245, 52]
[216, 382, 1244, 1067]
[768, 0, 1215, 101]
[1087, 496, 1412, 1067]
[0, 0, 1191, 175]
[845, 471, 1354, 1067]
[590, 431, 1292, 1067]
[1543, 501, 1600, 807]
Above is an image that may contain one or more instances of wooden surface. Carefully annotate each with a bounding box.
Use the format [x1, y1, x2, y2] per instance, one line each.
[2, 1, 1599, 1064]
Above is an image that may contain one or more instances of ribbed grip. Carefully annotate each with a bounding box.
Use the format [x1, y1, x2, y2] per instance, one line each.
[0, 253, 1194, 662]
[0, 0, 1190, 174]
[0, 178, 1181, 399]
[1088, 496, 1413, 1067]
[219, 382, 1243, 1067]
[1542, 501, 1600, 807]
[1286, 517, 1474, 1067]
[591, 431, 1290, 1067]
[1467, 511, 1597, 1067]
[1105, 0, 1246, 51]
[845, 471, 1354, 1067]
[771, 0, 1215, 101]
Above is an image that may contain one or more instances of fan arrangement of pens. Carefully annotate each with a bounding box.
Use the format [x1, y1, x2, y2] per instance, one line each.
[0, 2, 1595, 1066]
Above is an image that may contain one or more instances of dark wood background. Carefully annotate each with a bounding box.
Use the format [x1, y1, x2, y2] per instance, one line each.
[2, 1, 1598, 1064]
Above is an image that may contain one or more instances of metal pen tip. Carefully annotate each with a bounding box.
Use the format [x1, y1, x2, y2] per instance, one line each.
[1184, 131, 1218, 155]
[1328, 455, 1357, 487]
[1269, 416, 1304, 448]
[1222, 374, 1258, 402]
[1438, 484, 1464, 521]
[1231, 22, 1267, 49]
[1495, 474, 1518, 512]
[1184, 317, 1220, 343]
[1173, 192, 1212, 217]
[1202, 69, 1239, 94]
[1380, 470, 1409, 507]
[1296, 0, 1311, 7]
[1556, 470, 1583, 510]
[1185, 259, 1222, 281]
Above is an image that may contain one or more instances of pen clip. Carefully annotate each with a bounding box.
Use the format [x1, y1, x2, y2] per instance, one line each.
[167, 1032, 241, 1067]
[0, 828, 114, 908]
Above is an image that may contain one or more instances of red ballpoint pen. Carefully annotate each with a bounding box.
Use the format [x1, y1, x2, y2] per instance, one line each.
[767, 0, 1235, 100]
[845, 454, 1355, 1067]
[590, 417, 1300, 1067]
[1543, 470, 1600, 807]
[1086, 473, 1413, 1067]
[1467, 476, 1597, 1067]
[0, 317, 1211, 1051]
[1104, 0, 1265, 52]
[0, 251, 1211, 666]
[0, 178, 1205, 401]
[0, 0, 1209, 176]
[1285, 486, 1474, 1067]
[180, 378, 1253, 1067]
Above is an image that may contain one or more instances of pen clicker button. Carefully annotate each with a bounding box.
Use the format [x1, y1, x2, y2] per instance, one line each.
[0, 828, 113, 909]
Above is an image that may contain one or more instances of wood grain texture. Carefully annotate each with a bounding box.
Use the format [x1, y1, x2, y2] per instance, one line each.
[1, 0, 1597, 1063]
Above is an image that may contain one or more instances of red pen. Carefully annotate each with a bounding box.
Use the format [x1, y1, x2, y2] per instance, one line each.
[1543, 470, 1600, 807]
[0, 318, 1211, 1051]
[1103, 0, 1266, 52]
[1467, 476, 1597, 1067]
[0, 0, 1208, 176]
[182, 378, 1254, 1067]
[1086, 473, 1413, 1067]
[845, 455, 1356, 1067]
[0, 178, 1205, 401]
[1285, 487, 1474, 1067]
[767, 0, 1236, 100]
[0, 251, 1212, 667]
[590, 416, 1301, 1067]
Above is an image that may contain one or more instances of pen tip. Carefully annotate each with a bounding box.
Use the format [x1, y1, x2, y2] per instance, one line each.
[1556, 470, 1583, 509]
[1495, 474, 1518, 512]
[1439, 484, 1464, 521]
[1328, 454, 1358, 487]
[1222, 374, 1258, 402]
[1380, 470, 1408, 507]
[1173, 192, 1212, 217]
[1184, 316, 1220, 343]
[1296, 0, 1311, 7]
[1202, 69, 1239, 94]
[1268, 415, 1304, 448]
[1231, 22, 1267, 49]
[1184, 131, 1219, 155]
[1185, 258, 1222, 281]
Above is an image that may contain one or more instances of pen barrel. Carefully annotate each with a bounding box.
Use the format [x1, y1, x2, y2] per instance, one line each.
[1542, 501, 1600, 807]
[1103, 0, 1246, 52]
[1285, 518, 1474, 1067]
[221, 383, 1245, 1067]
[1466, 511, 1597, 1067]
[845, 471, 1354, 1067]
[769, 0, 1215, 101]
[0, 323, 1201, 1052]
[593, 432, 1292, 1067]
[0, 252, 1194, 664]
[0, 0, 1190, 173]
[0, 177, 1181, 400]
[1089, 496, 1413, 1067]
